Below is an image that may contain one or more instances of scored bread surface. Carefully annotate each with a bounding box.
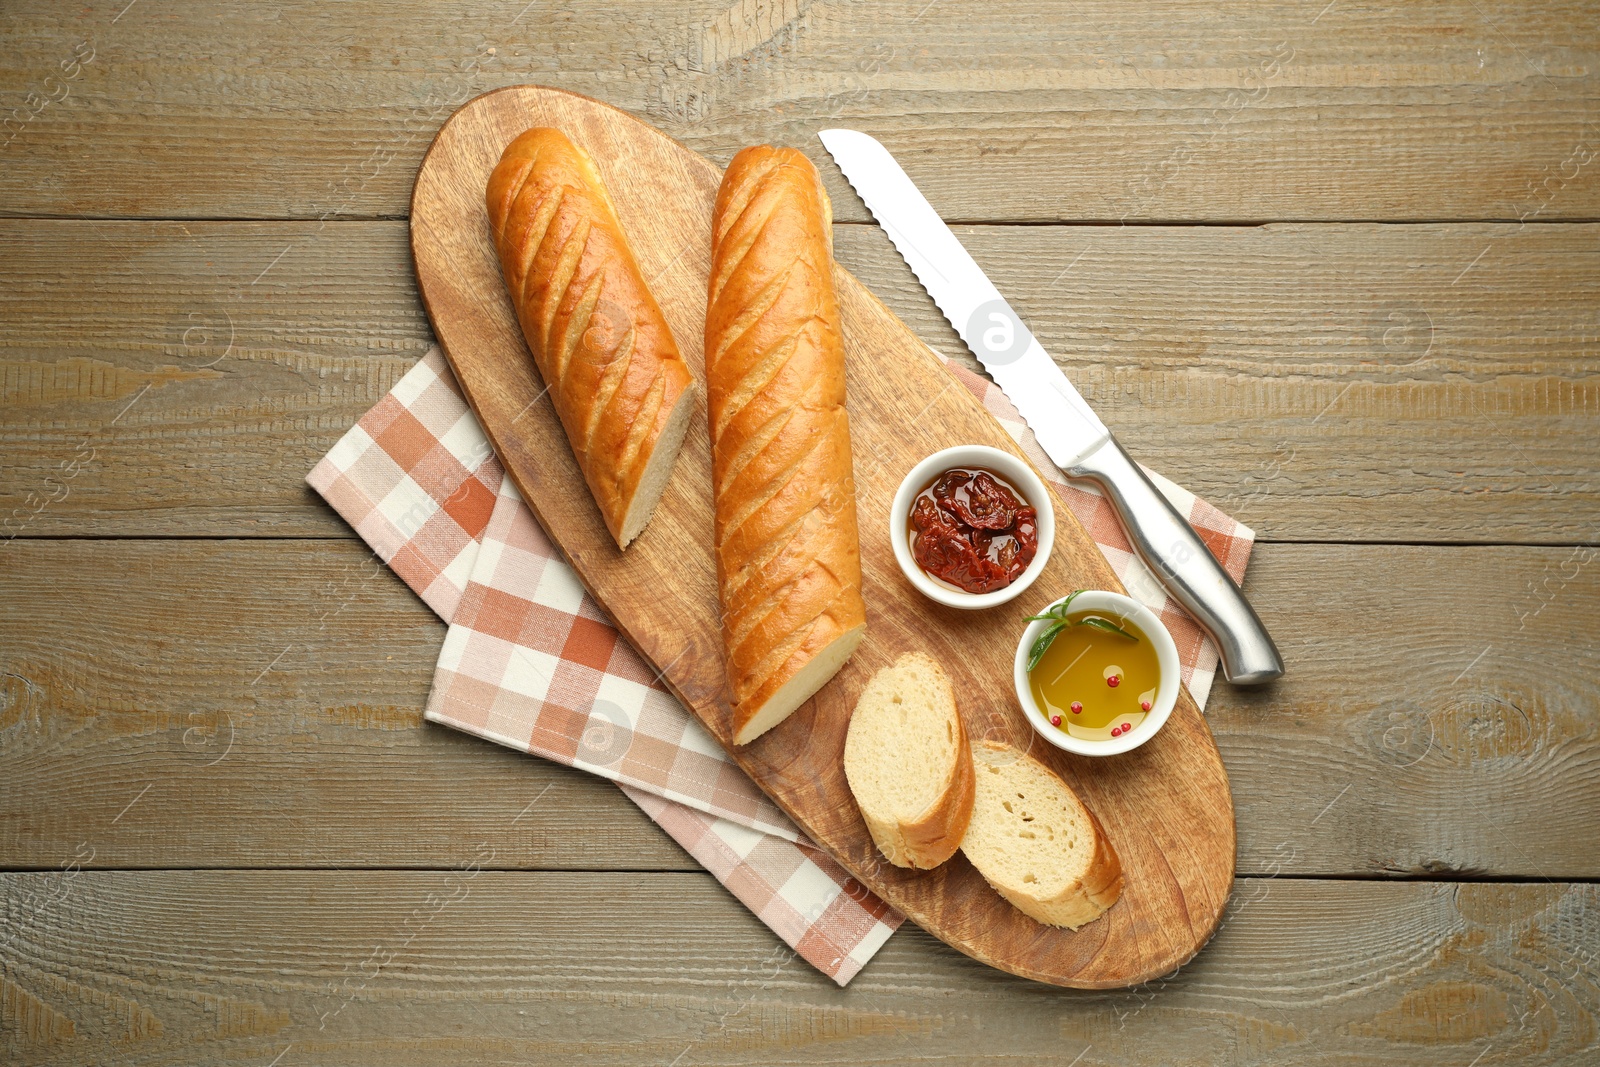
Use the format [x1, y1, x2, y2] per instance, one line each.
[961, 740, 1123, 929]
[844, 653, 975, 869]
[705, 145, 867, 745]
[485, 127, 696, 549]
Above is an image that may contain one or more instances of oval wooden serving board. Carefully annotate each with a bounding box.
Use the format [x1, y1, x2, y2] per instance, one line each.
[411, 85, 1235, 988]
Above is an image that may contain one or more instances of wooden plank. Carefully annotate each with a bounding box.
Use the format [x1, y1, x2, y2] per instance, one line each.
[1224, 541, 1600, 883]
[0, 1, 1596, 222]
[835, 222, 1600, 545]
[0, 537, 696, 873]
[0, 220, 429, 538]
[412, 82, 1236, 990]
[2, 871, 1595, 1065]
[2, 539, 1596, 879]
[3, 219, 1595, 542]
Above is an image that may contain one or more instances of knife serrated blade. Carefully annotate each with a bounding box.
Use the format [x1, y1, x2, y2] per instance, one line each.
[820, 128, 1284, 685]
[817, 128, 1108, 470]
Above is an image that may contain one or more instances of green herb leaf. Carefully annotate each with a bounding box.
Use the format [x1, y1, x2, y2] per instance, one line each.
[1022, 589, 1084, 625]
[1023, 592, 1141, 673]
[1079, 616, 1140, 641]
[1026, 620, 1068, 673]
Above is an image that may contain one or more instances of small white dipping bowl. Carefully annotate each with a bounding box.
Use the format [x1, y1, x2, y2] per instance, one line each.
[1013, 589, 1179, 757]
[889, 444, 1054, 610]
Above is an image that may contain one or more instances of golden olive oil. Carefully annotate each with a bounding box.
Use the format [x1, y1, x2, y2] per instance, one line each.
[1028, 611, 1160, 741]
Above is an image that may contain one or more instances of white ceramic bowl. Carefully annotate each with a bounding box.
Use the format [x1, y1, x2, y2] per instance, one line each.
[888, 445, 1054, 610]
[1013, 590, 1179, 757]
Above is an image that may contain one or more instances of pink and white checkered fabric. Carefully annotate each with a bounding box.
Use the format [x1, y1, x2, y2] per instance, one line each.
[308, 345, 1256, 986]
[429, 473, 799, 841]
[308, 348, 896, 985]
[307, 352, 502, 620]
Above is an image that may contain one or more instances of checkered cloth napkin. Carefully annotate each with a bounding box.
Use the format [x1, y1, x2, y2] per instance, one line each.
[308, 345, 1255, 985]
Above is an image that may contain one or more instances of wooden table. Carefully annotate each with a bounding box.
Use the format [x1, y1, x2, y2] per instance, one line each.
[2, 2, 1595, 1063]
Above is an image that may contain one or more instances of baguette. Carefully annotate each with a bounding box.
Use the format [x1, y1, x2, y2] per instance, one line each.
[705, 146, 867, 745]
[960, 740, 1123, 929]
[486, 127, 696, 549]
[844, 653, 975, 869]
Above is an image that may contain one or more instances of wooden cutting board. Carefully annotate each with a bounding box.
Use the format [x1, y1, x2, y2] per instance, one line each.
[410, 84, 1236, 989]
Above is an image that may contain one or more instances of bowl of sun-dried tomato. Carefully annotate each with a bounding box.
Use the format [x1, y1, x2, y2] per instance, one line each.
[889, 444, 1055, 610]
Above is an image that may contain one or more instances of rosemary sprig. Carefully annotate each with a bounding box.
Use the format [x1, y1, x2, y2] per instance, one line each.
[1024, 590, 1139, 672]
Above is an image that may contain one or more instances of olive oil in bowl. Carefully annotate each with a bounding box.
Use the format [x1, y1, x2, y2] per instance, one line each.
[1028, 611, 1160, 742]
[1013, 589, 1181, 756]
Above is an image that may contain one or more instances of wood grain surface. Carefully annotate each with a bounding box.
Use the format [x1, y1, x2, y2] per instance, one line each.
[412, 84, 1235, 988]
[3, 0, 1597, 1060]
[1, 539, 1595, 878]
[0, 1, 1595, 223]
[3, 219, 1594, 542]
[3, 872, 1596, 1066]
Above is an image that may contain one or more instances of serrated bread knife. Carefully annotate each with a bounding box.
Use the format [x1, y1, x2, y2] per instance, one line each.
[820, 128, 1284, 685]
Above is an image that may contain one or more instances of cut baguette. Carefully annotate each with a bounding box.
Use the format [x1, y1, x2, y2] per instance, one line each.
[617, 382, 695, 546]
[705, 145, 867, 744]
[960, 740, 1123, 929]
[485, 127, 697, 550]
[843, 653, 975, 869]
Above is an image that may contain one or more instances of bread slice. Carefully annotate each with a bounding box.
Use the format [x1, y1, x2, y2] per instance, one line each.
[960, 740, 1123, 929]
[843, 653, 975, 869]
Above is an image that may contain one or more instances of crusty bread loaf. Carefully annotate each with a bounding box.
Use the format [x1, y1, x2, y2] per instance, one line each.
[843, 653, 974, 869]
[486, 127, 696, 549]
[961, 740, 1123, 929]
[705, 145, 867, 745]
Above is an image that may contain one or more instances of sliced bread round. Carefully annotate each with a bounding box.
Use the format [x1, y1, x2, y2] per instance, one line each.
[960, 739, 1123, 929]
[843, 652, 975, 869]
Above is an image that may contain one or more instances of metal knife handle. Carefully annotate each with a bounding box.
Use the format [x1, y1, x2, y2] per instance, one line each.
[1068, 438, 1285, 685]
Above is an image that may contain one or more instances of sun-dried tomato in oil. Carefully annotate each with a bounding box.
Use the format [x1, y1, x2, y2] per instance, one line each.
[909, 468, 1038, 594]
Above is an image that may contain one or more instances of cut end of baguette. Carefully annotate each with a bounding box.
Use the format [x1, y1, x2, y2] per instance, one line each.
[733, 623, 864, 745]
[843, 652, 974, 869]
[615, 382, 696, 549]
[961, 740, 1123, 929]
